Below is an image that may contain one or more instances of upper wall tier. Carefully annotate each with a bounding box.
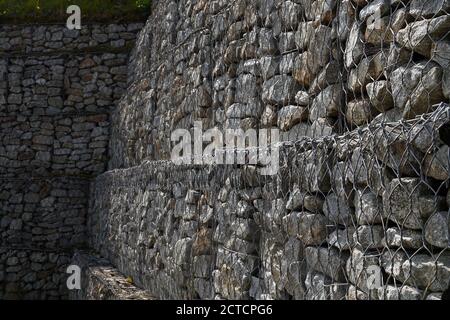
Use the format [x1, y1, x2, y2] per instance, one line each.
[109, 0, 450, 170]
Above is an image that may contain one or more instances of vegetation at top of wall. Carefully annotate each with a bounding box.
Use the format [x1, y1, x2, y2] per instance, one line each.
[0, 0, 151, 24]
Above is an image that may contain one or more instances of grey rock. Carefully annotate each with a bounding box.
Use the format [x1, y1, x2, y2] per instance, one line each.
[279, 52, 296, 74]
[286, 188, 324, 213]
[192, 255, 214, 278]
[259, 28, 278, 55]
[424, 145, 449, 181]
[337, 0, 355, 41]
[426, 292, 443, 300]
[432, 41, 450, 69]
[396, 15, 450, 58]
[323, 193, 355, 226]
[260, 105, 277, 127]
[403, 63, 444, 119]
[381, 251, 450, 292]
[280, 1, 302, 29]
[347, 147, 394, 196]
[348, 52, 386, 93]
[444, 68, 450, 99]
[194, 278, 214, 299]
[262, 75, 299, 106]
[332, 161, 354, 200]
[365, 16, 393, 45]
[390, 62, 436, 111]
[345, 22, 364, 68]
[409, 0, 450, 19]
[309, 85, 341, 121]
[226, 103, 262, 119]
[280, 122, 311, 142]
[372, 126, 424, 176]
[346, 247, 380, 297]
[425, 211, 450, 248]
[293, 51, 318, 87]
[366, 81, 394, 112]
[282, 212, 302, 237]
[353, 225, 385, 250]
[297, 212, 328, 246]
[305, 246, 348, 282]
[359, 0, 391, 21]
[230, 218, 259, 242]
[295, 91, 310, 106]
[305, 270, 332, 300]
[346, 285, 369, 300]
[346, 99, 375, 126]
[354, 190, 383, 225]
[383, 178, 443, 230]
[386, 42, 413, 75]
[174, 238, 193, 268]
[308, 118, 334, 138]
[377, 285, 423, 300]
[299, 148, 332, 193]
[277, 105, 308, 131]
[308, 25, 332, 68]
[295, 22, 313, 51]
[386, 227, 423, 249]
[278, 32, 296, 53]
[311, 0, 337, 25]
[328, 227, 356, 250]
[260, 56, 280, 79]
[185, 190, 201, 204]
[308, 61, 340, 96]
[283, 260, 307, 299]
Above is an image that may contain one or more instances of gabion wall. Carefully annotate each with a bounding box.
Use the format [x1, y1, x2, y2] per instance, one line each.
[86, 0, 450, 300]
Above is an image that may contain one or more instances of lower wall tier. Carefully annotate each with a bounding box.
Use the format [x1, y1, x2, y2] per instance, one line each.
[87, 105, 450, 300]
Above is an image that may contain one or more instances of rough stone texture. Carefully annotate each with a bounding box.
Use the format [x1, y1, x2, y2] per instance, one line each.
[425, 211, 450, 249]
[3, 0, 450, 300]
[385, 227, 423, 249]
[382, 178, 442, 230]
[382, 251, 450, 292]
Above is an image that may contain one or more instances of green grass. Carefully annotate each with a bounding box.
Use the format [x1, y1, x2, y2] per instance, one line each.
[0, 0, 151, 23]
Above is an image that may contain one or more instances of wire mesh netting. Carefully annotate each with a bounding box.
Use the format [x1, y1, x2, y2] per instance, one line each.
[91, 103, 450, 300]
